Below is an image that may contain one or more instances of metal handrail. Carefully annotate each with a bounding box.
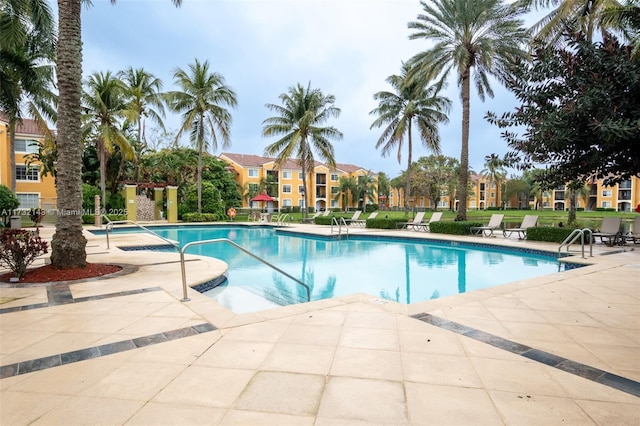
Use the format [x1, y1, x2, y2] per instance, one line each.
[104, 218, 179, 250]
[559, 228, 593, 258]
[330, 217, 349, 237]
[272, 213, 290, 226]
[179, 238, 310, 303]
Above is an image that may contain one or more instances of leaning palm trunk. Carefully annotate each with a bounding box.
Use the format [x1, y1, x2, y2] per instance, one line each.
[50, 0, 87, 269]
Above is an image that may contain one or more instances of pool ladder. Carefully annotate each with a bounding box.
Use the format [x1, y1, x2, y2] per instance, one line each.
[558, 228, 593, 259]
[331, 217, 349, 238]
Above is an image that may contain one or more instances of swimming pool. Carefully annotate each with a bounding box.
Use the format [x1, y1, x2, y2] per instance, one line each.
[103, 225, 576, 313]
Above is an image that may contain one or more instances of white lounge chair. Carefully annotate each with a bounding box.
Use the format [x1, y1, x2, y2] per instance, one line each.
[345, 210, 362, 226]
[470, 214, 504, 237]
[351, 210, 377, 227]
[417, 211, 443, 232]
[592, 217, 622, 246]
[503, 215, 538, 239]
[397, 211, 426, 231]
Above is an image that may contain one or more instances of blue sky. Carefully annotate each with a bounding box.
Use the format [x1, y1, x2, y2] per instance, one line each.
[75, 0, 531, 178]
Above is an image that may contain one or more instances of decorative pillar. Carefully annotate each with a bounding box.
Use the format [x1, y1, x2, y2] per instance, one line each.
[94, 195, 101, 227]
[124, 184, 137, 222]
[154, 187, 164, 220]
[167, 186, 178, 223]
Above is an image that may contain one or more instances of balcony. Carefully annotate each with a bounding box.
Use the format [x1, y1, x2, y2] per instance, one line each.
[618, 190, 631, 200]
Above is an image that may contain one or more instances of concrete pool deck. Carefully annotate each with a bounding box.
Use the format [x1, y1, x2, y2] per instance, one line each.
[0, 222, 638, 425]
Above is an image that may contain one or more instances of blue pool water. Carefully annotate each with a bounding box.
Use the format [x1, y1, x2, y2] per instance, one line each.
[102, 225, 574, 313]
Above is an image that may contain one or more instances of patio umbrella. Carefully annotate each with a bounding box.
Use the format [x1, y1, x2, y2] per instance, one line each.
[250, 193, 276, 202]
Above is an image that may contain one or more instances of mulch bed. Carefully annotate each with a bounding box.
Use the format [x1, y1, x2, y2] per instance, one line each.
[0, 263, 122, 283]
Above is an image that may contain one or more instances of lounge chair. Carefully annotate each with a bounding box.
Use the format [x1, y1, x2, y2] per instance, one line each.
[417, 211, 443, 232]
[345, 210, 363, 226]
[624, 216, 640, 244]
[470, 214, 504, 237]
[322, 209, 331, 216]
[503, 215, 538, 239]
[397, 211, 426, 230]
[351, 211, 377, 227]
[592, 217, 622, 246]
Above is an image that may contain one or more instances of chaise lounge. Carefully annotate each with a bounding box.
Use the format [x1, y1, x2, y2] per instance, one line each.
[416, 211, 443, 232]
[470, 214, 504, 237]
[397, 211, 426, 231]
[503, 215, 538, 240]
[592, 217, 622, 246]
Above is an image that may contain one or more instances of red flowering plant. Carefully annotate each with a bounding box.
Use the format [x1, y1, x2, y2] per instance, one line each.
[0, 229, 49, 279]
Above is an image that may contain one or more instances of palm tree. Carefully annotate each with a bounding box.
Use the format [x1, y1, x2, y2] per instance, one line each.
[51, 0, 182, 269]
[262, 82, 343, 219]
[119, 67, 166, 152]
[480, 153, 507, 209]
[82, 71, 136, 205]
[335, 176, 357, 211]
[602, 0, 640, 57]
[370, 62, 450, 213]
[0, 0, 56, 191]
[408, 0, 528, 220]
[355, 173, 376, 211]
[167, 59, 237, 213]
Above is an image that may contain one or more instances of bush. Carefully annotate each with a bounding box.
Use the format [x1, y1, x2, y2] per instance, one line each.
[365, 204, 378, 213]
[106, 192, 125, 211]
[182, 212, 219, 222]
[0, 184, 19, 225]
[430, 221, 483, 235]
[82, 214, 127, 225]
[526, 226, 575, 243]
[0, 229, 48, 278]
[81, 184, 101, 210]
[365, 217, 407, 229]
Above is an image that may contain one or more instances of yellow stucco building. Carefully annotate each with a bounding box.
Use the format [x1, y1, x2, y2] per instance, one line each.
[219, 153, 375, 212]
[0, 115, 57, 211]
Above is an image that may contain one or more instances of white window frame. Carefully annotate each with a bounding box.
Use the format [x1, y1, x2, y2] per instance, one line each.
[15, 165, 39, 182]
[331, 186, 339, 194]
[298, 185, 305, 194]
[15, 139, 40, 154]
[602, 201, 611, 208]
[602, 189, 612, 197]
[298, 199, 304, 207]
[331, 200, 338, 208]
[298, 172, 304, 180]
[330, 173, 339, 181]
[282, 199, 292, 207]
[282, 185, 292, 193]
[248, 169, 259, 178]
[282, 171, 292, 180]
[16, 193, 40, 209]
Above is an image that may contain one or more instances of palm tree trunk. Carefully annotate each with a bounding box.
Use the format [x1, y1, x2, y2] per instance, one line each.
[9, 121, 16, 192]
[404, 120, 413, 214]
[301, 165, 308, 218]
[457, 68, 471, 220]
[50, 0, 87, 269]
[197, 142, 203, 213]
[99, 141, 107, 208]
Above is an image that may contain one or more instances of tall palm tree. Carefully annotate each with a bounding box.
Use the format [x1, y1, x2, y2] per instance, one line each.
[480, 153, 507, 209]
[262, 82, 343, 219]
[167, 59, 236, 213]
[0, 0, 56, 191]
[82, 71, 136, 205]
[52, 0, 182, 269]
[355, 173, 376, 210]
[335, 176, 357, 211]
[408, 0, 528, 220]
[370, 62, 451, 213]
[119, 67, 166, 152]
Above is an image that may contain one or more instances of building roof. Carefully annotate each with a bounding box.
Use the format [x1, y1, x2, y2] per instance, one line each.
[0, 112, 46, 136]
[220, 152, 370, 175]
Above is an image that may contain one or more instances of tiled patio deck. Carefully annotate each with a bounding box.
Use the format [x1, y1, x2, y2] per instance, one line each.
[0, 223, 638, 425]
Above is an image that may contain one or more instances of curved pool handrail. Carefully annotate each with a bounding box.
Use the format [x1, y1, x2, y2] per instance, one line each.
[179, 238, 310, 303]
[103, 217, 179, 250]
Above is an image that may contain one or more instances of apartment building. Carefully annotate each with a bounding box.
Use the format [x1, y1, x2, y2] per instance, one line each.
[0, 115, 57, 210]
[219, 153, 374, 211]
[543, 177, 640, 211]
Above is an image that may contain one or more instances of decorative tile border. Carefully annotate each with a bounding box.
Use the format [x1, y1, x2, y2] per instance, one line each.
[0, 286, 162, 314]
[411, 312, 640, 398]
[0, 323, 217, 379]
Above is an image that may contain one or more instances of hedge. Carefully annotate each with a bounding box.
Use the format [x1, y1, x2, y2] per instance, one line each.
[429, 220, 484, 235]
[526, 226, 575, 243]
[82, 214, 127, 224]
[366, 218, 407, 229]
[182, 212, 219, 222]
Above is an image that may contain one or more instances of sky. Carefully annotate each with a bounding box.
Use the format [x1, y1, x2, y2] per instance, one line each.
[71, 0, 535, 178]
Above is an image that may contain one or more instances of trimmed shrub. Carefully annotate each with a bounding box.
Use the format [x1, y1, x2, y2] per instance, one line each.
[182, 212, 219, 222]
[430, 220, 483, 235]
[81, 184, 101, 210]
[526, 226, 575, 243]
[0, 184, 19, 225]
[0, 229, 48, 278]
[365, 204, 378, 213]
[82, 214, 127, 224]
[365, 217, 408, 229]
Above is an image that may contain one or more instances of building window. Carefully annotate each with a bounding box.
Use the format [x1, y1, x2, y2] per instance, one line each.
[601, 201, 611, 208]
[438, 201, 448, 208]
[298, 199, 304, 207]
[15, 139, 40, 154]
[282, 185, 292, 193]
[15, 165, 39, 181]
[248, 183, 259, 192]
[248, 169, 259, 178]
[282, 171, 292, 179]
[331, 173, 339, 181]
[602, 189, 612, 197]
[298, 185, 305, 194]
[298, 172, 304, 180]
[331, 187, 339, 194]
[16, 193, 40, 209]
[331, 200, 338, 208]
[282, 199, 292, 207]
